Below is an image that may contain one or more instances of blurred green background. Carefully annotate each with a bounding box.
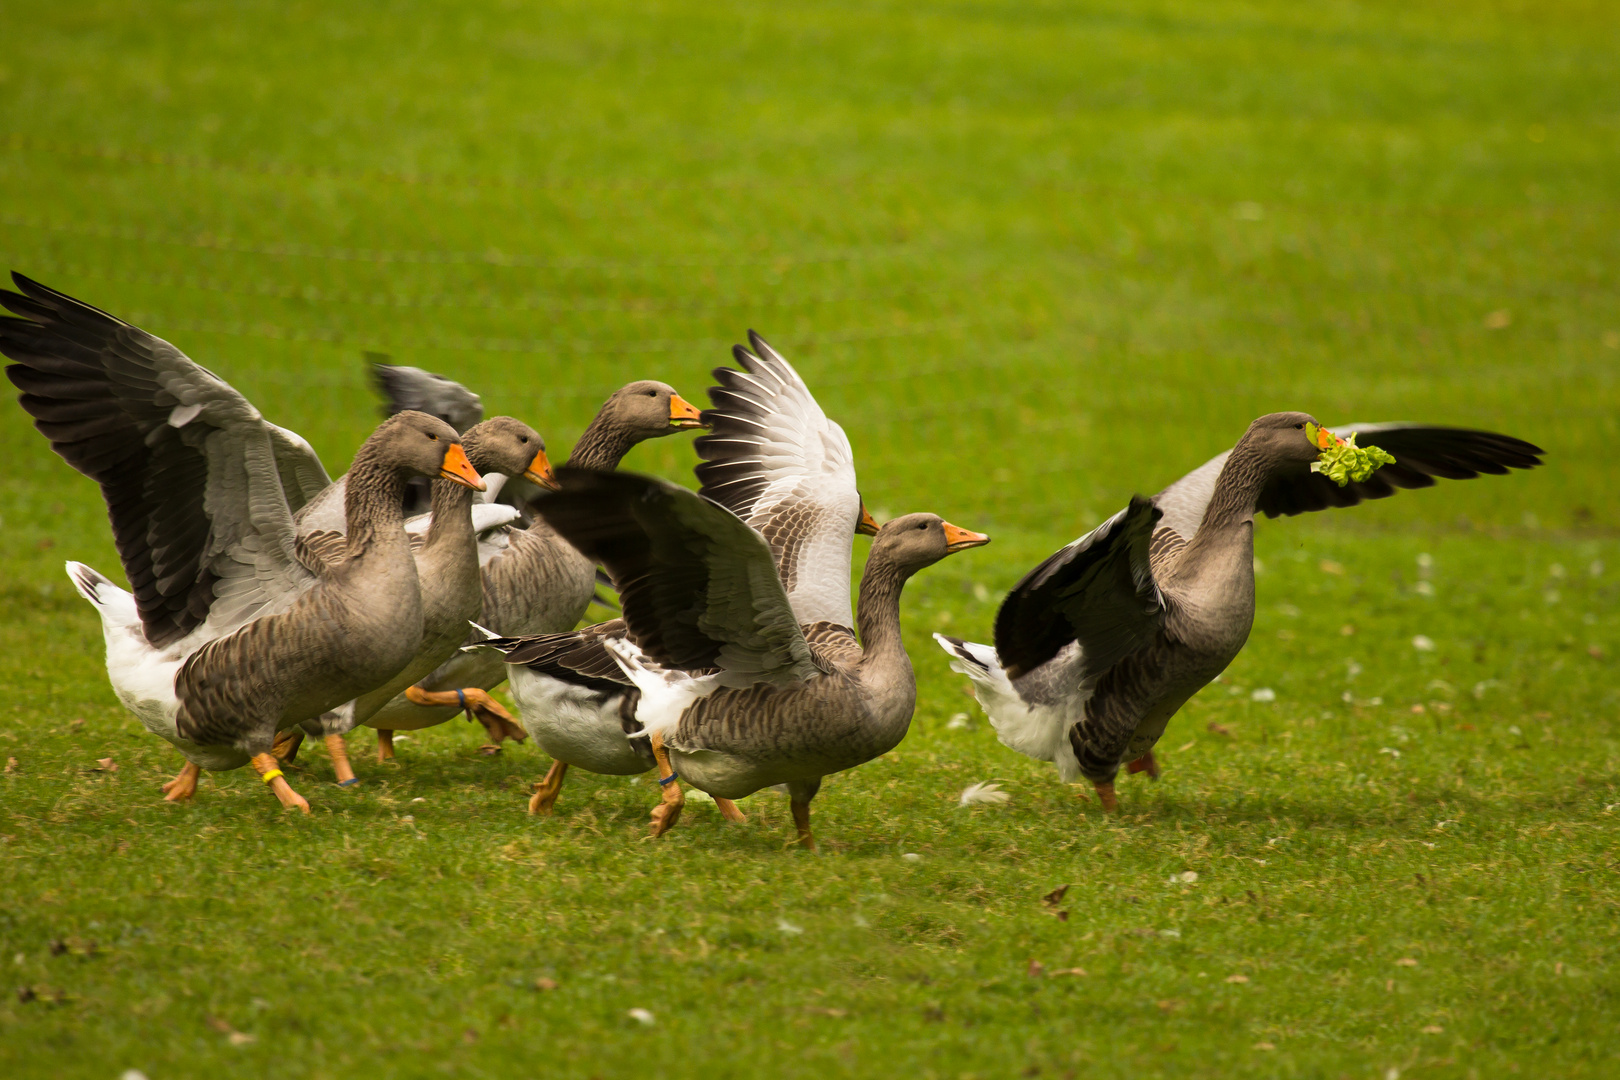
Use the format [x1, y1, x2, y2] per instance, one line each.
[1, 2, 1616, 1078]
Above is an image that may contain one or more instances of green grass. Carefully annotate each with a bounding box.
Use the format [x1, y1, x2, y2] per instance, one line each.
[2, 1, 1617, 1076]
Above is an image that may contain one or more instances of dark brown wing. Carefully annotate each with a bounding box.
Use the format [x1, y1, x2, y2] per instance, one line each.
[994, 497, 1166, 681]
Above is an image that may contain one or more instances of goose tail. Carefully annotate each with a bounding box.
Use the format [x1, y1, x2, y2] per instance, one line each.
[66, 562, 139, 630]
[601, 638, 710, 740]
[933, 633, 1084, 783]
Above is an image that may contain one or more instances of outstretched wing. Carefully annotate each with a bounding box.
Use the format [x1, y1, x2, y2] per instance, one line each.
[531, 468, 820, 688]
[693, 331, 861, 629]
[993, 497, 1166, 681]
[1, 273, 316, 648]
[1153, 422, 1544, 541]
[372, 361, 483, 433]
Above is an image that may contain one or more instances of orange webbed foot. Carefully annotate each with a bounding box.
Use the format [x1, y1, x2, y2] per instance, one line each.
[161, 761, 201, 803]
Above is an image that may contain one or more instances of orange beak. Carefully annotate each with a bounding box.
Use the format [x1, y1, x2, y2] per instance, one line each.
[941, 522, 991, 552]
[857, 502, 880, 536]
[1305, 421, 1343, 450]
[438, 442, 486, 491]
[523, 447, 561, 491]
[668, 393, 707, 430]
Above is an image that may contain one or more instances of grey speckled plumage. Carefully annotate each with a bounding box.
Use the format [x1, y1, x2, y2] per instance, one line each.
[939, 412, 1544, 809]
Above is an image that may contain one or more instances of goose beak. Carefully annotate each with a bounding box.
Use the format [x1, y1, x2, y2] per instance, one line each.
[941, 522, 991, 553]
[668, 393, 708, 430]
[856, 502, 881, 536]
[439, 442, 486, 491]
[1304, 421, 1343, 450]
[523, 447, 561, 490]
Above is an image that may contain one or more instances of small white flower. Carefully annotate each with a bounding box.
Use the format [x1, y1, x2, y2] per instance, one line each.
[1416, 553, 1434, 571]
[1367, 696, 1383, 706]
[399, 815, 414, 823]
[1508, 725, 1522, 736]
[1415, 581, 1435, 597]
[1250, 688, 1276, 703]
[1160, 928, 1182, 938]
[973, 582, 992, 603]
[945, 712, 972, 730]
[410, 797, 426, 803]
[121, 1072, 150, 1080]
[1548, 563, 1566, 579]
[1543, 589, 1561, 605]
[776, 918, 804, 936]
[627, 1008, 655, 1026]
[1379, 747, 1401, 759]
[1473, 680, 1497, 699]
[852, 913, 870, 928]
[901, 853, 922, 862]
[1179, 871, 1199, 883]
[959, 781, 1010, 807]
[1412, 635, 1436, 652]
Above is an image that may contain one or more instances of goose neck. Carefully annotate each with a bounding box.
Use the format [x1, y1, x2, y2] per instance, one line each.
[855, 556, 912, 673]
[565, 411, 639, 471]
[420, 476, 476, 548]
[341, 452, 411, 557]
[1198, 437, 1272, 535]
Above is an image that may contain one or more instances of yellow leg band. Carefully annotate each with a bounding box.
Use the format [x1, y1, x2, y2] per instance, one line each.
[260, 768, 285, 784]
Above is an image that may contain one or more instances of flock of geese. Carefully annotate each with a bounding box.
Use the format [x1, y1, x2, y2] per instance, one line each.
[2, 273, 1543, 847]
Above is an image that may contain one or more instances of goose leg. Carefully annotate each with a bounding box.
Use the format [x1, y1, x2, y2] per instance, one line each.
[715, 798, 747, 823]
[646, 732, 684, 838]
[1092, 780, 1119, 812]
[1126, 751, 1160, 780]
[786, 779, 821, 850]
[161, 761, 201, 803]
[404, 685, 528, 747]
[252, 752, 310, 814]
[376, 728, 396, 762]
[528, 760, 569, 814]
[325, 734, 359, 787]
[271, 728, 304, 764]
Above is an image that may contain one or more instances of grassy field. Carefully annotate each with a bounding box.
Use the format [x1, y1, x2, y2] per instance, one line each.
[2, 1, 1617, 1076]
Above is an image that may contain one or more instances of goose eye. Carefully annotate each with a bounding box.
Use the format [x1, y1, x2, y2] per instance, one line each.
[428, 433, 438, 440]
[1294, 422, 1305, 429]
[645, 390, 657, 397]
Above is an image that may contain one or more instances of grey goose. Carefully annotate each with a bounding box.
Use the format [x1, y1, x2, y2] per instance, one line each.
[528, 465, 990, 849]
[478, 332, 879, 823]
[0, 274, 485, 811]
[936, 412, 1544, 811]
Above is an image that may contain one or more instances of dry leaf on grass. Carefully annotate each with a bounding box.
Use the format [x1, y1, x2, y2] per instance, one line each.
[1225, 974, 1250, 984]
[1048, 967, 1087, 978]
[1026, 959, 1045, 978]
[3, 757, 17, 773]
[1207, 722, 1233, 737]
[1042, 884, 1071, 908]
[93, 758, 118, 773]
[1395, 957, 1418, 967]
[533, 977, 557, 991]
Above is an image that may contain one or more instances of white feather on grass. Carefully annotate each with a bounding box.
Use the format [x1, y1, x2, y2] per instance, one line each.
[958, 781, 1010, 807]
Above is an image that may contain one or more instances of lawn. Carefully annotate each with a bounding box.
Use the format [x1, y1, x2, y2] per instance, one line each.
[1, 1, 1617, 1077]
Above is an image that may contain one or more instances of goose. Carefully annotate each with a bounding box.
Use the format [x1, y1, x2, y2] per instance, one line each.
[477, 332, 880, 820]
[279, 415, 557, 785]
[361, 378, 708, 757]
[529, 467, 990, 848]
[0, 273, 484, 810]
[935, 413, 1544, 811]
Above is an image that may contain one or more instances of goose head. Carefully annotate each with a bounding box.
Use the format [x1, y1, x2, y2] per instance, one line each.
[1243, 411, 1339, 468]
[462, 416, 559, 490]
[381, 410, 485, 490]
[870, 513, 991, 575]
[605, 380, 709, 439]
